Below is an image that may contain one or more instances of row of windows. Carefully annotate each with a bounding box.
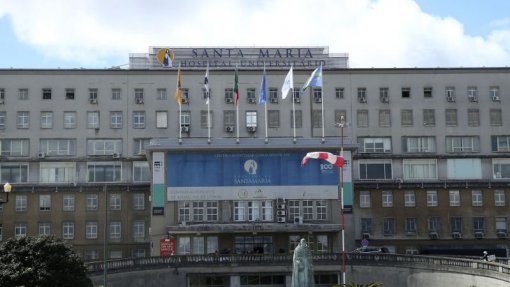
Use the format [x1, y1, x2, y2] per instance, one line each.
[0, 162, 149, 183]
[83, 249, 146, 261]
[359, 189, 506, 208]
[10, 193, 145, 212]
[360, 216, 508, 236]
[0, 107, 503, 132]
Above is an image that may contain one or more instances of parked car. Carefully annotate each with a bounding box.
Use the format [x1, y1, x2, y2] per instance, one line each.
[352, 246, 390, 254]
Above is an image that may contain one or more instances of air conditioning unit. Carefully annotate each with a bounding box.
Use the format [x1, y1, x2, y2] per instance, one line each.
[362, 233, 371, 240]
[112, 153, 121, 159]
[247, 126, 257, 133]
[446, 96, 455, 102]
[314, 97, 322, 103]
[248, 98, 256, 104]
[136, 98, 144, 104]
[474, 232, 484, 239]
[294, 216, 303, 224]
[380, 96, 389, 103]
[468, 95, 478, 102]
[429, 232, 439, 240]
[492, 95, 500, 102]
[294, 97, 301, 103]
[276, 210, 286, 216]
[452, 232, 462, 239]
[358, 96, 367, 103]
[89, 98, 98, 104]
[181, 126, 190, 133]
[277, 217, 286, 223]
[406, 231, 417, 236]
[38, 152, 46, 159]
[181, 97, 189, 104]
[497, 231, 507, 238]
[270, 98, 278, 103]
[277, 204, 286, 210]
[225, 126, 234, 133]
[225, 98, 233, 103]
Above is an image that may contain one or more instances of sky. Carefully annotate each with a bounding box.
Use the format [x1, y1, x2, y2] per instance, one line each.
[1, 0, 510, 69]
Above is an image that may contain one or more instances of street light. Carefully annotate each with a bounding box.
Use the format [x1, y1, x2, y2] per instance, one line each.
[335, 116, 346, 285]
[0, 182, 12, 204]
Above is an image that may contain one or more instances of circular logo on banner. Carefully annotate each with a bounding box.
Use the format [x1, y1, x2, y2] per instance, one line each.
[156, 48, 174, 67]
[244, 160, 258, 175]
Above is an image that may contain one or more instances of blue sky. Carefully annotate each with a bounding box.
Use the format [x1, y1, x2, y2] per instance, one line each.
[1, 0, 510, 68]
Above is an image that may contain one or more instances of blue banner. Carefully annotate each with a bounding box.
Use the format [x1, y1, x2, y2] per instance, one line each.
[167, 152, 338, 187]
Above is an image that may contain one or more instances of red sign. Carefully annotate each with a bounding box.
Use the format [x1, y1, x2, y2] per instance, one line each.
[160, 237, 175, 256]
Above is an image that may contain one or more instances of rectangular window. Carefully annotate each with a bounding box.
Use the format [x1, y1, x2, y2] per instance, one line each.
[181, 88, 189, 104]
[467, 109, 480, 127]
[494, 190, 505, 206]
[473, 217, 485, 233]
[42, 88, 52, 100]
[445, 109, 457, 126]
[334, 110, 347, 126]
[493, 159, 510, 179]
[110, 194, 121, 210]
[335, 87, 344, 99]
[157, 88, 167, 100]
[156, 111, 167, 128]
[293, 89, 301, 103]
[360, 191, 371, 208]
[383, 218, 395, 236]
[427, 190, 438, 207]
[224, 88, 234, 103]
[1, 163, 29, 183]
[15, 195, 27, 211]
[467, 86, 478, 102]
[269, 88, 278, 103]
[428, 216, 440, 232]
[86, 221, 98, 239]
[133, 138, 150, 156]
[86, 139, 122, 155]
[490, 86, 500, 101]
[290, 110, 302, 128]
[302, 200, 313, 220]
[403, 159, 437, 179]
[379, 110, 391, 127]
[224, 110, 235, 128]
[401, 109, 413, 127]
[449, 190, 460, 207]
[401, 87, 411, 98]
[40, 139, 76, 156]
[406, 218, 417, 233]
[112, 88, 121, 100]
[16, 111, 30, 129]
[490, 109, 503, 126]
[380, 87, 389, 103]
[39, 194, 51, 211]
[178, 237, 191, 255]
[316, 200, 326, 221]
[0, 111, 5, 129]
[471, 190, 483, 207]
[361, 218, 372, 234]
[447, 158, 482, 179]
[40, 161, 75, 185]
[38, 222, 50, 236]
[133, 193, 145, 210]
[1, 139, 30, 156]
[312, 110, 322, 128]
[62, 222, 75, 239]
[65, 88, 75, 100]
[402, 136, 436, 153]
[357, 110, 368, 128]
[382, 191, 393, 207]
[423, 109, 435, 126]
[423, 87, 433, 98]
[19, 88, 28, 100]
[312, 88, 322, 103]
[358, 160, 392, 180]
[110, 111, 123, 129]
[404, 190, 416, 207]
[40, 112, 53, 129]
[63, 194, 75, 211]
[496, 217, 507, 233]
[268, 110, 280, 128]
[445, 87, 455, 102]
[357, 88, 367, 103]
[200, 110, 213, 129]
[87, 162, 122, 182]
[87, 194, 98, 211]
[133, 161, 150, 182]
[109, 221, 121, 239]
[87, 111, 99, 129]
[15, 223, 27, 238]
[89, 88, 98, 102]
[133, 220, 145, 240]
[358, 137, 391, 153]
[133, 111, 145, 129]
[134, 88, 144, 103]
[446, 136, 480, 153]
[492, 136, 510, 152]
[246, 111, 257, 128]
[247, 88, 256, 103]
[63, 112, 77, 129]
[450, 217, 462, 233]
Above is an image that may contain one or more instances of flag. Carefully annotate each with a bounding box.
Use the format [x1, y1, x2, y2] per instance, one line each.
[204, 64, 210, 104]
[258, 66, 267, 104]
[301, 65, 323, 92]
[281, 66, 293, 99]
[234, 68, 239, 106]
[174, 64, 182, 105]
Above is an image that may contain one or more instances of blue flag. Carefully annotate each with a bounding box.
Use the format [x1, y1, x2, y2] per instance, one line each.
[258, 67, 267, 104]
[301, 65, 323, 92]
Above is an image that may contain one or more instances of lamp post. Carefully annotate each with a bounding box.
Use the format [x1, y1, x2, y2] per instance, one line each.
[336, 116, 346, 285]
[103, 185, 108, 287]
[0, 182, 12, 204]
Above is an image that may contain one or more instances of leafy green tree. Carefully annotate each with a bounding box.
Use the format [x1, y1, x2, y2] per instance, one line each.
[0, 235, 92, 287]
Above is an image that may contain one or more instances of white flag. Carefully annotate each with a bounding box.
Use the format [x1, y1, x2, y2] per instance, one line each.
[204, 63, 210, 104]
[281, 66, 293, 99]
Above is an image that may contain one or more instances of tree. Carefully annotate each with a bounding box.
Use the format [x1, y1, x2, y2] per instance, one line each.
[0, 235, 92, 287]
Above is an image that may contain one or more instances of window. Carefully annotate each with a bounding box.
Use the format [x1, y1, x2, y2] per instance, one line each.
[86, 139, 122, 155]
[402, 136, 436, 153]
[179, 202, 191, 222]
[16, 111, 30, 129]
[423, 87, 433, 98]
[110, 194, 121, 210]
[334, 110, 347, 126]
[234, 200, 274, 222]
[492, 136, 510, 152]
[450, 217, 462, 233]
[89, 88, 98, 102]
[293, 89, 301, 103]
[449, 190, 460, 207]
[401, 87, 411, 98]
[133, 161, 150, 182]
[39, 195, 51, 211]
[360, 191, 371, 208]
[357, 110, 368, 127]
[423, 109, 435, 126]
[358, 160, 392, 180]
[269, 88, 278, 103]
[42, 88, 52, 100]
[181, 88, 189, 104]
[403, 159, 437, 179]
[447, 158, 481, 179]
[133, 220, 145, 241]
[87, 111, 99, 129]
[134, 88, 144, 103]
[361, 218, 372, 234]
[109, 221, 121, 239]
[224, 88, 233, 103]
[473, 217, 485, 233]
[65, 88, 75, 100]
[179, 201, 219, 222]
[0, 88, 3, 101]
[312, 110, 322, 128]
[15, 195, 27, 211]
[87, 162, 122, 182]
[19, 88, 28, 100]
[401, 109, 413, 127]
[379, 110, 391, 127]
[62, 222, 75, 239]
[110, 111, 123, 129]
[406, 218, 417, 233]
[0, 111, 5, 129]
[1, 163, 29, 183]
[380, 87, 389, 102]
[180, 111, 191, 129]
[494, 190, 505, 206]
[38, 223, 50, 236]
[247, 88, 256, 103]
[428, 216, 440, 232]
[156, 111, 168, 128]
[268, 110, 280, 128]
[290, 110, 302, 128]
[383, 218, 395, 236]
[467, 109, 480, 127]
[496, 217, 507, 233]
[472, 190, 483, 207]
[84, 250, 99, 261]
[86, 222, 98, 239]
[316, 200, 327, 220]
[335, 87, 344, 99]
[224, 110, 235, 128]
[87, 194, 98, 211]
[246, 111, 257, 128]
[312, 88, 322, 103]
[111, 88, 121, 100]
[1, 139, 29, 156]
[15, 223, 27, 238]
[200, 110, 213, 128]
[40, 112, 53, 129]
[467, 86, 478, 102]
[194, 202, 205, 222]
[133, 138, 150, 155]
[357, 88, 367, 103]
[133, 111, 145, 129]
[405, 191, 416, 207]
[446, 136, 480, 153]
[490, 86, 500, 101]
[63, 112, 77, 129]
[63, 194, 75, 211]
[157, 88, 167, 100]
[427, 190, 438, 207]
[490, 109, 502, 126]
[493, 159, 510, 179]
[133, 193, 145, 210]
[40, 139, 76, 156]
[445, 109, 457, 126]
[358, 137, 391, 153]
[382, 191, 393, 207]
[316, 235, 329, 253]
[110, 250, 122, 259]
[132, 249, 146, 258]
[445, 87, 455, 102]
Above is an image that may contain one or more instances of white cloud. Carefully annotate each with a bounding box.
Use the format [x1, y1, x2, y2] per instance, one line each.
[1, 0, 510, 67]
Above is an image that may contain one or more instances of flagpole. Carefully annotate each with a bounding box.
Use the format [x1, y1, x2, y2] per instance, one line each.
[264, 99, 268, 142]
[178, 103, 182, 143]
[207, 93, 211, 143]
[321, 87, 325, 142]
[235, 66, 240, 143]
[292, 87, 296, 143]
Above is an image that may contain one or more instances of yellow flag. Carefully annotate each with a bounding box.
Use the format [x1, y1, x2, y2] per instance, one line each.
[175, 64, 182, 104]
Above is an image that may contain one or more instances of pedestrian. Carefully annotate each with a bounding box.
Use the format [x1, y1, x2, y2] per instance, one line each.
[482, 251, 489, 261]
